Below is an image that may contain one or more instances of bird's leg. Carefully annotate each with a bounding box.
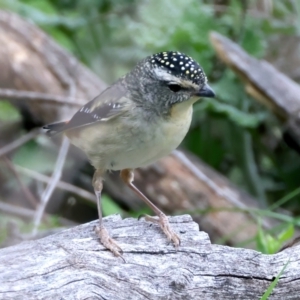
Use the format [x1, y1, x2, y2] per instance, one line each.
[93, 169, 123, 257]
[120, 169, 180, 248]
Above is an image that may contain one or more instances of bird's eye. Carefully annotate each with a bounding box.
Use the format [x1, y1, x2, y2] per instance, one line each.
[168, 84, 181, 93]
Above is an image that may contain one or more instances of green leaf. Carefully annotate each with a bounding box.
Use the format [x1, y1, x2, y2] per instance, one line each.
[128, 207, 152, 219]
[256, 222, 294, 254]
[0, 101, 21, 122]
[242, 26, 266, 57]
[278, 224, 294, 244]
[260, 260, 290, 300]
[269, 187, 300, 211]
[21, 0, 57, 15]
[265, 234, 281, 254]
[45, 27, 75, 52]
[212, 71, 244, 105]
[256, 221, 281, 254]
[256, 222, 268, 253]
[12, 140, 58, 174]
[101, 194, 122, 216]
[195, 98, 265, 128]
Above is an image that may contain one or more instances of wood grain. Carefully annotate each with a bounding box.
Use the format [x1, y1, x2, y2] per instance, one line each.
[0, 215, 298, 299]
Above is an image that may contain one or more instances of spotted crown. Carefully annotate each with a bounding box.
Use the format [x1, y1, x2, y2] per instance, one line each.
[149, 51, 206, 85]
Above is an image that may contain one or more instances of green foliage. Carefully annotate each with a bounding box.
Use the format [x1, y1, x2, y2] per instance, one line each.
[101, 194, 122, 216]
[12, 140, 58, 173]
[128, 207, 152, 219]
[0, 101, 21, 122]
[0, 211, 62, 246]
[195, 98, 266, 129]
[256, 222, 294, 254]
[269, 187, 300, 211]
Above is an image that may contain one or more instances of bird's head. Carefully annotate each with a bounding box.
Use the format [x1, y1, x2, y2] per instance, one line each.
[126, 51, 215, 115]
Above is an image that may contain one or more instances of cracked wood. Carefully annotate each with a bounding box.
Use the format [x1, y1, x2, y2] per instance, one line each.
[0, 215, 299, 299]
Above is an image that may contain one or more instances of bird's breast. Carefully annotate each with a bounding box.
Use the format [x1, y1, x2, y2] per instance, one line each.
[69, 100, 194, 170]
[107, 99, 194, 170]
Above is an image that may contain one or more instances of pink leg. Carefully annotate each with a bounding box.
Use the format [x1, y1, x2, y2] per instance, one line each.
[120, 169, 180, 248]
[93, 169, 123, 257]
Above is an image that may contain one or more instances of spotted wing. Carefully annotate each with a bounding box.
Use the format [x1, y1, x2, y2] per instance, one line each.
[64, 82, 128, 131]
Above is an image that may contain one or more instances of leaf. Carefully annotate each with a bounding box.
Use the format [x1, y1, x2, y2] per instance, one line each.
[195, 98, 265, 128]
[12, 140, 58, 174]
[278, 224, 294, 244]
[256, 222, 268, 253]
[260, 260, 290, 300]
[265, 234, 281, 254]
[128, 207, 152, 219]
[256, 220, 281, 254]
[211, 71, 244, 105]
[0, 101, 21, 122]
[101, 194, 122, 216]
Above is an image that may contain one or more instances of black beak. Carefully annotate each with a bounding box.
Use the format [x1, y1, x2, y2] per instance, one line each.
[196, 83, 215, 98]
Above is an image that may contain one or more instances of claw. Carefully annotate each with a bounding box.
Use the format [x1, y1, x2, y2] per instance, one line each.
[94, 225, 125, 262]
[143, 214, 181, 248]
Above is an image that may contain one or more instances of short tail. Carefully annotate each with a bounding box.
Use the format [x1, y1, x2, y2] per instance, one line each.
[43, 121, 68, 137]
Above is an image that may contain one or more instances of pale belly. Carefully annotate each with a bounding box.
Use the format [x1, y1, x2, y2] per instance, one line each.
[108, 114, 192, 170]
[68, 101, 194, 171]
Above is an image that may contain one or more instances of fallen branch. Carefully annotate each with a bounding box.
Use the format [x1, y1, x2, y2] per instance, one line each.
[0, 88, 82, 107]
[209, 31, 300, 121]
[0, 215, 298, 299]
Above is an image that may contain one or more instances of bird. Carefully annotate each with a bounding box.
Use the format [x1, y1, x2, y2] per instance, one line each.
[44, 51, 215, 257]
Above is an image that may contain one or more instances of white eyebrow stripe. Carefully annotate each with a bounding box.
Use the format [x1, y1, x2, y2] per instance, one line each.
[154, 68, 181, 83]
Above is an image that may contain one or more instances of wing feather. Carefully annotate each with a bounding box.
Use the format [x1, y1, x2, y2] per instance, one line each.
[62, 82, 128, 131]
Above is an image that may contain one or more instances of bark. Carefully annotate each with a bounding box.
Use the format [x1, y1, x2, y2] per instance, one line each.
[0, 215, 298, 300]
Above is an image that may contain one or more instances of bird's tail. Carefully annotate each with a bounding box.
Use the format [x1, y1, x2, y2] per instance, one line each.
[43, 121, 68, 137]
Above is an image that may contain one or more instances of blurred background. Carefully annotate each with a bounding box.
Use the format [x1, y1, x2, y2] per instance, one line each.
[0, 0, 299, 253]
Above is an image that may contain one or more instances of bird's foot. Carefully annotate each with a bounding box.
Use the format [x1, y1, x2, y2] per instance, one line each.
[94, 225, 124, 259]
[143, 214, 180, 248]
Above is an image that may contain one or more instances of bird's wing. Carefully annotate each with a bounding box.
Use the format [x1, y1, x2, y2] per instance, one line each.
[62, 82, 129, 132]
[43, 82, 129, 136]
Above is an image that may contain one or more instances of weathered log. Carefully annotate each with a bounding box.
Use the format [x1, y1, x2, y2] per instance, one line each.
[0, 215, 298, 299]
[210, 31, 300, 121]
[0, 10, 107, 124]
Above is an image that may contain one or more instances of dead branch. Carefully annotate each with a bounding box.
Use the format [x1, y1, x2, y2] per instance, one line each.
[15, 165, 95, 204]
[209, 31, 300, 121]
[0, 215, 298, 299]
[0, 128, 41, 158]
[32, 137, 70, 236]
[0, 88, 83, 107]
